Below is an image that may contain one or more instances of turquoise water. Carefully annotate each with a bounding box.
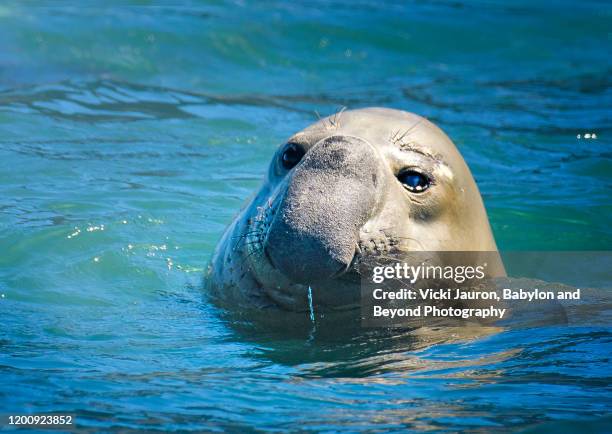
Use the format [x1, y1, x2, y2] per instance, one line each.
[1, 1, 610, 432]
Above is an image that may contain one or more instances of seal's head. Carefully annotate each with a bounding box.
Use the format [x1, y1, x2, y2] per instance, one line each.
[209, 108, 503, 311]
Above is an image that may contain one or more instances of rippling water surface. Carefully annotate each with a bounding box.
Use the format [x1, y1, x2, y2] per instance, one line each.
[1, 1, 610, 432]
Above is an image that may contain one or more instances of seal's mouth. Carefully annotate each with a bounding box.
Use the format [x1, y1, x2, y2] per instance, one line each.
[244, 193, 363, 285]
[240, 210, 369, 311]
[263, 242, 359, 282]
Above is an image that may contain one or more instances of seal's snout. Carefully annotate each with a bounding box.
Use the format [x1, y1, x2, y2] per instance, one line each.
[265, 135, 382, 283]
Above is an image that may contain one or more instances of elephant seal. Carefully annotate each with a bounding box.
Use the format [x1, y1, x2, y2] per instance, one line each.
[205, 108, 504, 313]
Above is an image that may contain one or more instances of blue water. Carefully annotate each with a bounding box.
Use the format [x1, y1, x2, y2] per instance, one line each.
[1, 1, 610, 432]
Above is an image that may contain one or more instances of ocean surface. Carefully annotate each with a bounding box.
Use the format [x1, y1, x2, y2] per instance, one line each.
[0, 1, 610, 432]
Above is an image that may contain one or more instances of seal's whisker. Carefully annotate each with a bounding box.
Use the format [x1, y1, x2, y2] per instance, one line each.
[400, 119, 424, 141]
[244, 245, 264, 260]
[390, 129, 404, 144]
[334, 106, 346, 127]
[389, 236, 426, 250]
[232, 227, 266, 251]
[232, 230, 263, 239]
[390, 119, 424, 148]
[328, 105, 347, 129]
[396, 129, 410, 143]
[232, 238, 248, 251]
[367, 253, 403, 263]
[243, 240, 265, 246]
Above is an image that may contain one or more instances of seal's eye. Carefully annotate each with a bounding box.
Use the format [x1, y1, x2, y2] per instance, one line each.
[281, 143, 305, 170]
[398, 170, 431, 192]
